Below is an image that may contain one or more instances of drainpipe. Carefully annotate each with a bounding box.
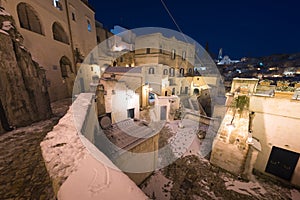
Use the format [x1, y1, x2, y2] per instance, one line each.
[64, 0, 77, 73]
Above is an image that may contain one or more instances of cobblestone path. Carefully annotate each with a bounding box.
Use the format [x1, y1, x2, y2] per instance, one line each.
[0, 99, 71, 200]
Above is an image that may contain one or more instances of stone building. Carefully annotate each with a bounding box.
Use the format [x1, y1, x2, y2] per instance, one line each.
[210, 78, 300, 187]
[1, 0, 98, 101]
[99, 77, 140, 124]
[134, 33, 195, 72]
[0, 8, 51, 133]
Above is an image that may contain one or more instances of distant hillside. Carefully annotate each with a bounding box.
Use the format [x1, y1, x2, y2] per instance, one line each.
[258, 52, 300, 68]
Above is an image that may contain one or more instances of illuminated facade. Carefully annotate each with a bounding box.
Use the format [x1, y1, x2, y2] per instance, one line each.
[1, 0, 98, 101]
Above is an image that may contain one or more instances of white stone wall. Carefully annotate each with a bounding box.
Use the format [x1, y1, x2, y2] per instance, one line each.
[100, 80, 140, 123]
[40, 93, 147, 200]
[249, 94, 300, 186]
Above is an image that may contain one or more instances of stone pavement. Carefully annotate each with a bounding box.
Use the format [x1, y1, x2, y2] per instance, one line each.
[0, 98, 71, 200]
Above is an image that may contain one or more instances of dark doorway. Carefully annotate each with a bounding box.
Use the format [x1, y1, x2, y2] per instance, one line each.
[265, 146, 299, 181]
[165, 91, 168, 96]
[185, 87, 189, 94]
[0, 99, 12, 131]
[127, 108, 134, 119]
[79, 78, 85, 93]
[160, 106, 167, 120]
[194, 88, 200, 95]
[172, 88, 175, 95]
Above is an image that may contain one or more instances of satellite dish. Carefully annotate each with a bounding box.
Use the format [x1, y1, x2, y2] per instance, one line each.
[99, 116, 112, 129]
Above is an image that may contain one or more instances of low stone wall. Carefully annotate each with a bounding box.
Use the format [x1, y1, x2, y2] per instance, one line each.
[40, 93, 148, 200]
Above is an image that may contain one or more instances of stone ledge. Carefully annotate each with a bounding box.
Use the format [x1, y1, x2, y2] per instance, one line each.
[40, 93, 148, 200]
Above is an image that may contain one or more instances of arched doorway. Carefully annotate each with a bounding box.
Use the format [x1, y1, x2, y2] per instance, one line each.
[60, 56, 74, 96]
[60, 56, 73, 78]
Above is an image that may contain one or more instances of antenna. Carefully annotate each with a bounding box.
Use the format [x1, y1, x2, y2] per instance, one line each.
[218, 48, 223, 60]
[160, 0, 188, 43]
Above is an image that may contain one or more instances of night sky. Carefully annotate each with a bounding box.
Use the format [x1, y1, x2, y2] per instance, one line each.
[88, 0, 300, 59]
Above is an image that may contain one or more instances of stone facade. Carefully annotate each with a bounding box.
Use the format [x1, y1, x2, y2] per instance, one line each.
[249, 92, 300, 186]
[134, 33, 195, 72]
[1, 0, 98, 101]
[99, 78, 140, 123]
[0, 10, 51, 133]
[210, 95, 251, 175]
[211, 78, 300, 187]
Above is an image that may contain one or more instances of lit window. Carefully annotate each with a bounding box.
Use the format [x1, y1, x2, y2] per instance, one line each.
[169, 68, 175, 77]
[53, 0, 63, 10]
[182, 51, 186, 60]
[87, 19, 91, 32]
[171, 49, 176, 60]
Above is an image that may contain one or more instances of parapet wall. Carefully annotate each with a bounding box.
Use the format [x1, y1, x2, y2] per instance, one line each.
[40, 93, 147, 200]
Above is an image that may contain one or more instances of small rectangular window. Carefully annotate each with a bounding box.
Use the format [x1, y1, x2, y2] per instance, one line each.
[53, 0, 63, 10]
[182, 51, 186, 60]
[72, 12, 76, 21]
[159, 45, 163, 53]
[171, 49, 176, 60]
[146, 48, 150, 54]
[52, 65, 58, 70]
[87, 19, 91, 32]
[91, 66, 93, 71]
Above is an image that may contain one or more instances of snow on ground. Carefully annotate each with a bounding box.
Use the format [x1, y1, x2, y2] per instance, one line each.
[166, 119, 199, 158]
[140, 119, 300, 200]
[142, 171, 173, 200]
[222, 176, 266, 198]
[291, 189, 300, 200]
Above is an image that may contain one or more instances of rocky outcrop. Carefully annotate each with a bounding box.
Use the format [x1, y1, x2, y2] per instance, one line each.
[0, 8, 51, 133]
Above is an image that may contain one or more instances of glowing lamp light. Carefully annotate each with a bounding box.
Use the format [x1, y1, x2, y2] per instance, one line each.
[226, 123, 235, 132]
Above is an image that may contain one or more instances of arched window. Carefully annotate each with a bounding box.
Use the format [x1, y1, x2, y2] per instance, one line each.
[180, 68, 185, 76]
[17, 3, 44, 35]
[163, 69, 168, 75]
[87, 19, 91, 32]
[169, 67, 175, 77]
[53, 0, 63, 10]
[171, 49, 176, 60]
[60, 56, 73, 78]
[188, 68, 193, 74]
[149, 67, 155, 74]
[194, 88, 200, 95]
[182, 51, 186, 60]
[52, 22, 69, 44]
